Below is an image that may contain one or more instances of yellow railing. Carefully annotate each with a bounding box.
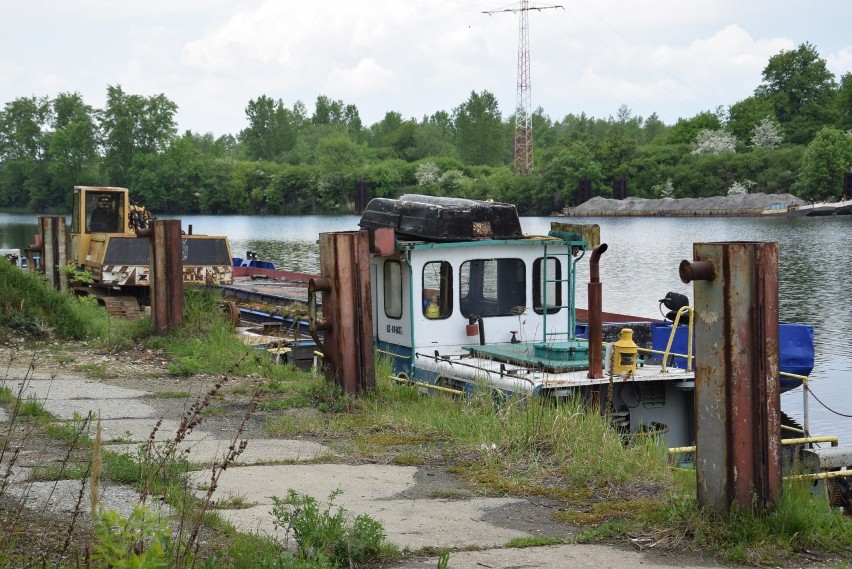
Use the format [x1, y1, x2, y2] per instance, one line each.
[668, 435, 840, 456]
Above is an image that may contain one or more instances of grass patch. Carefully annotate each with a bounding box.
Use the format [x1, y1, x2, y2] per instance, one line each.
[0, 385, 13, 405]
[43, 413, 93, 446]
[72, 361, 115, 379]
[210, 494, 257, 510]
[18, 395, 52, 420]
[29, 458, 90, 481]
[660, 479, 852, 564]
[143, 391, 191, 399]
[505, 536, 566, 548]
[555, 498, 659, 525]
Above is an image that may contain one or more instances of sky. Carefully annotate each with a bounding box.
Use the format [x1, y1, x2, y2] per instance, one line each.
[1, 0, 850, 138]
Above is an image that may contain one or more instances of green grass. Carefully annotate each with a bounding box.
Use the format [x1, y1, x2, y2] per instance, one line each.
[43, 412, 93, 446]
[0, 386, 13, 405]
[659, 477, 852, 564]
[72, 362, 115, 379]
[504, 536, 566, 548]
[18, 395, 52, 420]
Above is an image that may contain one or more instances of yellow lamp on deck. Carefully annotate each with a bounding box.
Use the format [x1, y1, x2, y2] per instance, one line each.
[612, 328, 638, 375]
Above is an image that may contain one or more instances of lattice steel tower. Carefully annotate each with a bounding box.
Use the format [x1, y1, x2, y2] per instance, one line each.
[485, 1, 562, 175]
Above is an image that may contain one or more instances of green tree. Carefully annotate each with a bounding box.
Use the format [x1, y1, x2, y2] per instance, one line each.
[99, 85, 177, 187]
[667, 111, 721, 145]
[797, 127, 852, 201]
[312, 95, 345, 126]
[453, 90, 506, 166]
[368, 111, 404, 149]
[46, 92, 99, 208]
[755, 43, 837, 144]
[837, 72, 852, 132]
[728, 96, 775, 142]
[539, 141, 603, 210]
[316, 133, 364, 209]
[412, 111, 456, 160]
[642, 112, 668, 145]
[240, 95, 298, 162]
[0, 96, 51, 208]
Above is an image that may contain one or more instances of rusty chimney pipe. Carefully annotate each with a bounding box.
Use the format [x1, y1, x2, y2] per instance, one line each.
[587, 243, 608, 379]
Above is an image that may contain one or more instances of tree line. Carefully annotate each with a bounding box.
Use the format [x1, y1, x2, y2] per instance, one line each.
[1, 42, 850, 216]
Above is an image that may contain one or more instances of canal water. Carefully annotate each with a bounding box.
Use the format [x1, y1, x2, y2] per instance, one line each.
[2, 212, 850, 443]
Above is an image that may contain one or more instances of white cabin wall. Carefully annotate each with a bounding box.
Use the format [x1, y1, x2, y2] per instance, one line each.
[371, 256, 412, 348]
[407, 247, 571, 353]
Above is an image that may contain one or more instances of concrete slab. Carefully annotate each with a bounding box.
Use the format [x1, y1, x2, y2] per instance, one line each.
[191, 463, 527, 550]
[3, 479, 168, 521]
[99, 418, 203, 443]
[392, 544, 721, 569]
[10, 379, 156, 419]
[107, 438, 333, 466]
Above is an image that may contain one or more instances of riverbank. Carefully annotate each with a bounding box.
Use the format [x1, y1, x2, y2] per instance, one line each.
[564, 192, 804, 217]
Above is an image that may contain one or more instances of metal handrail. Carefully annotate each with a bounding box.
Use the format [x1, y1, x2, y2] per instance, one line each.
[668, 435, 840, 455]
[653, 306, 694, 372]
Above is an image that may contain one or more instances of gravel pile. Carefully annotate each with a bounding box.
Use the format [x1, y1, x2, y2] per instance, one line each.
[567, 193, 804, 217]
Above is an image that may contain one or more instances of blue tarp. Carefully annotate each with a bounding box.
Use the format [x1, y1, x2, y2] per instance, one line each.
[650, 321, 814, 392]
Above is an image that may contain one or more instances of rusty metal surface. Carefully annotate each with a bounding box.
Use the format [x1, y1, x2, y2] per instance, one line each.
[318, 231, 375, 395]
[692, 242, 781, 514]
[587, 243, 608, 379]
[39, 217, 67, 291]
[150, 220, 185, 335]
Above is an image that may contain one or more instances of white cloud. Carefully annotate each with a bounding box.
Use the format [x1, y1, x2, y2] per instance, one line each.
[1, 0, 849, 134]
[828, 48, 852, 77]
[327, 58, 395, 94]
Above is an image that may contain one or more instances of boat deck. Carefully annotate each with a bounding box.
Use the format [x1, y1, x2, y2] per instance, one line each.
[221, 276, 311, 305]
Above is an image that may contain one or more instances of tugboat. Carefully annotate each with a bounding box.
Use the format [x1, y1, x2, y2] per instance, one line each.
[359, 195, 699, 447]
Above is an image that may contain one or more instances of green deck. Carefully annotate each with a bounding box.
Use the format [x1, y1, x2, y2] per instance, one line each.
[464, 340, 592, 373]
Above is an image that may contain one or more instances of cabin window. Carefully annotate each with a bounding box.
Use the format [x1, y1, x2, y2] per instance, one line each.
[533, 257, 562, 315]
[460, 258, 526, 318]
[422, 261, 452, 319]
[86, 191, 124, 233]
[383, 260, 403, 319]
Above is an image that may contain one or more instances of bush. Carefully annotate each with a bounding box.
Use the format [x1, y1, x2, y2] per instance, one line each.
[271, 489, 399, 567]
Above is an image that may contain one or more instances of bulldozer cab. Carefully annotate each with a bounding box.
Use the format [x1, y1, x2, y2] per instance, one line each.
[72, 186, 130, 236]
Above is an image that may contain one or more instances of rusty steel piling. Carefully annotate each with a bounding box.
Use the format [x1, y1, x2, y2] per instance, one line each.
[149, 220, 185, 335]
[682, 242, 782, 514]
[38, 216, 67, 291]
[311, 230, 375, 395]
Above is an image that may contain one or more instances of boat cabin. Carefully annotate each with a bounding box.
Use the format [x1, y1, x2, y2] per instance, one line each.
[360, 195, 697, 447]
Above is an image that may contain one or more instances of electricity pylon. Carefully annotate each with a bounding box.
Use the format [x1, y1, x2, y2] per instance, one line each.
[484, 1, 562, 175]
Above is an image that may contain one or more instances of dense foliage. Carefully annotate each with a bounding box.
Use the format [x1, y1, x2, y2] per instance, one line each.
[1, 43, 850, 216]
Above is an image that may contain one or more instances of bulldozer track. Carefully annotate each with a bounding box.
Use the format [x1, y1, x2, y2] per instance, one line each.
[100, 296, 145, 318]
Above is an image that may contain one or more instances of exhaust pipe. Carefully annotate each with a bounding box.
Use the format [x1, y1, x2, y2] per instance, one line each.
[587, 243, 608, 379]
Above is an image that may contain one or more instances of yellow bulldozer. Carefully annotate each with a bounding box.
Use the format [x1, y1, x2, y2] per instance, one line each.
[70, 185, 233, 316]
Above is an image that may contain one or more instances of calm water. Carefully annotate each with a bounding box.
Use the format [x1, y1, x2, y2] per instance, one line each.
[2, 212, 850, 442]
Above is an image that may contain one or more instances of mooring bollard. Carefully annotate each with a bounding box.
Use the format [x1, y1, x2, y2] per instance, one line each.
[681, 242, 782, 514]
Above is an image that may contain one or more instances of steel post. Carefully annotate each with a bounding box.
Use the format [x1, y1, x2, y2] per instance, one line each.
[149, 220, 184, 335]
[587, 243, 608, 379]
[317, 230, 375, 395]
[38, 217, 67, 291]
[682, 242, 782, 514]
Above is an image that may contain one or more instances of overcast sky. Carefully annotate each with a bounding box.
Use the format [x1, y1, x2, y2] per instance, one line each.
[2, 0, 849, 137]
